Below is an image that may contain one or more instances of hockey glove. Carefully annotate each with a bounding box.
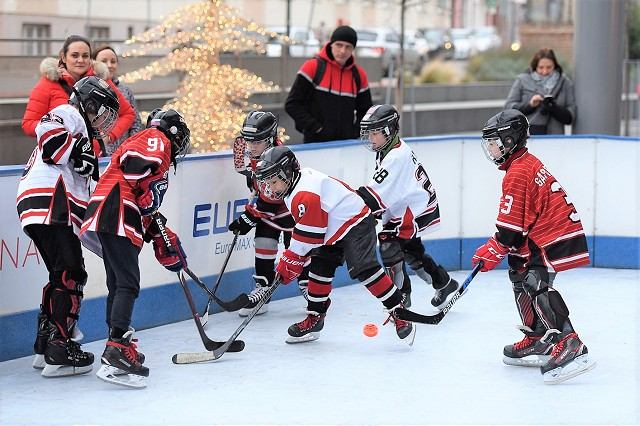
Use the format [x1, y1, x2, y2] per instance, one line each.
[276, 249, 308, 284]
[152, 227, 187, 272]
[228, 208, 259, 235]
[472, 236, 509, 272]
[136, 176, 169, 216]
[71, 134, 99, 180]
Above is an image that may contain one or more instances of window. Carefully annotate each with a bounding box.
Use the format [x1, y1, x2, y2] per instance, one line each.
[22, 23, 51, 56]
[89, 26, 110, 44]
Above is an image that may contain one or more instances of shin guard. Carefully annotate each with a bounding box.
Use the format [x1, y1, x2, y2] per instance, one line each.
[49, 269, 86, 338]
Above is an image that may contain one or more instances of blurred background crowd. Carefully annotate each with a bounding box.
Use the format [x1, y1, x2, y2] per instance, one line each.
[0, 0, 637, 164]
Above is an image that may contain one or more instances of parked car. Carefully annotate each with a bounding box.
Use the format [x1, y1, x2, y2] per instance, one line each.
[471, 26, 502, 52]
[448, 28, 475, 60]
[415, 28, 450, 58]
[406, 30, 430, 71]
[265, 26, 320, 58]
[355, 28, 419, 75]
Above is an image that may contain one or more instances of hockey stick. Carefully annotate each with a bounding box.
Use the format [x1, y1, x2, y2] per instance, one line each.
[172, 278, 281, 364]
[153, 215, 245, 353]
[200, 232, 240, 326]
[176, 272, 246, 353]
[182, 267, 250, 313]
[394, 262, 484, 325]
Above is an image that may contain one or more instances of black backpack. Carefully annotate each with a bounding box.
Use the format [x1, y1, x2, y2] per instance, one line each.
[312, 56, 362, 93]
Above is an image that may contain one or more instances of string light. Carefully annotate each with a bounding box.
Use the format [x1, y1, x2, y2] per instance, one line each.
[120, 0, 292, 152]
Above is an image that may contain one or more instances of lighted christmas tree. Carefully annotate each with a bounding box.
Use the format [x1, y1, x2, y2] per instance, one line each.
[120, 0, 287, 152]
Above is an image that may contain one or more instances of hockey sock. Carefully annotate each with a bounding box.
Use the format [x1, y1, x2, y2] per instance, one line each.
[358, 267, 402, 309]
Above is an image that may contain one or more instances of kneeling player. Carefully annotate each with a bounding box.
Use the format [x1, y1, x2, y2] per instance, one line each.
[254, 146, 414, 343]
[472, 109, 595, 384]
[81, 109, 190, 388]
[357, 104, 459, 309]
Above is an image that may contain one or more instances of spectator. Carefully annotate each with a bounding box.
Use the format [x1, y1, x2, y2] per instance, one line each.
[505, 48, 575, 135]
[93, 45, 143, 155]
[285, 25, 372, 143]
[22, 35, 135, 155]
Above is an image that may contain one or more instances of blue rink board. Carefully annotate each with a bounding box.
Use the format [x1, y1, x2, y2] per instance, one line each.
[1, 235, 636, 361]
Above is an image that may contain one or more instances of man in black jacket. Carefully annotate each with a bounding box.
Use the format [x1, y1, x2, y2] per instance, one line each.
[285, 26, 373, 143]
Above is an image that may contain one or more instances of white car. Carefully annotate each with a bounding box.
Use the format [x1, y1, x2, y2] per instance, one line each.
[355, 28, 419, 75]
[265, 26, 320, 58]
[472, 26, 502, 52]
[448, 28, 475, 60]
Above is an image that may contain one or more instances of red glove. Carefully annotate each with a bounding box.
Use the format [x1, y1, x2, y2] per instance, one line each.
[276, 249, 307, 284]
[472, 236, 509, 272]
[152, 227, 188, 272]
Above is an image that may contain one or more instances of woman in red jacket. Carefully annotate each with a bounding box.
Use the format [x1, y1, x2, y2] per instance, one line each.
[22, 35, 135, 155]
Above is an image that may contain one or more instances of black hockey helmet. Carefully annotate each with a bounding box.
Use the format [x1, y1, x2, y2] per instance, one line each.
[254, 146, 300, 199]
[481, 109, 529, 166]
[147, 108, 191, 165]
[240, 110, 278, 159]
[69, 76, 119, 139]
[360, 104, 400, 151]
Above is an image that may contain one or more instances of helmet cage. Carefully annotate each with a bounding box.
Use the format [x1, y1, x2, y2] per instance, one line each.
[255, 148, 299, 199]
[359, 105, 399, 152]
[360, 123, 396, 151]
[87, 102, 118, 139]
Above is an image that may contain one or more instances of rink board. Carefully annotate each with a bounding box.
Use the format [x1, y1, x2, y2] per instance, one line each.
[0, 135, 637, 361]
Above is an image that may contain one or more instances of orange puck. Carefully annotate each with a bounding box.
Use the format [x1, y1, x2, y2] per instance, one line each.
[363, 323, 378, 337]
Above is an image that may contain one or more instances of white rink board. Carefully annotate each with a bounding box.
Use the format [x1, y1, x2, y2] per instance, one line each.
[0, 135, 637, 317]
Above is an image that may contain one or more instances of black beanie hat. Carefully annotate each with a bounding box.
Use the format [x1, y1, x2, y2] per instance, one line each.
[330, 25, 357, 48]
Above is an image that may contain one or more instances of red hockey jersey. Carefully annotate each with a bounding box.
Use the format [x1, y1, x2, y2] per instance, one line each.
[495, 149, 589, 272]
[80, 128, 171, 248]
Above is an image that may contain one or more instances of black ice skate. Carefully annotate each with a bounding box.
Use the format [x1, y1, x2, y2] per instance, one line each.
[41, 336, 94, 377]
[540, 330, 596, 384]
[385, 304, 416, 345]
[431, 278, 460, 310]
[286, 311, 326, 344]
[33, 311, 55, 369]
[503, 326, 553, 367]
[96, 330, 149, 389]
[238, 275, 271, 317]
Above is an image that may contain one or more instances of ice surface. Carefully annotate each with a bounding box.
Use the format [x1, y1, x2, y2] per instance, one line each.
[1, 268, 638, 425]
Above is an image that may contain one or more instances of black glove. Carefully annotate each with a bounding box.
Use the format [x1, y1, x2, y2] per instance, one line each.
[71, 134, 98, 180]
[228, 211, 258, 235]
[540, 96, 554, 115]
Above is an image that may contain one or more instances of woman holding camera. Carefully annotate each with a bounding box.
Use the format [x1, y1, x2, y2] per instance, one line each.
[505, 48, 576, 135]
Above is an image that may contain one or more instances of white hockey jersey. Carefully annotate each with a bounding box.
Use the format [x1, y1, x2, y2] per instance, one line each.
[16, 104, 92, 234]
[284, 167, 370, 256]
[358, 139, 440, 239]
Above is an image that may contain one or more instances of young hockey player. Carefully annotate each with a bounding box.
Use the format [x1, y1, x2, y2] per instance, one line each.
[254, 146, 414, 343]
[472, 109, 595, 384]
[356, 104, 459, 309]
[228, 111, 307, 316]
[16, 76, 119, 377]
[81, 109, 190, 388]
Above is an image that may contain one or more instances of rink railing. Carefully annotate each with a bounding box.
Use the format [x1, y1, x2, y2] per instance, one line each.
[0, 134, 637, 361]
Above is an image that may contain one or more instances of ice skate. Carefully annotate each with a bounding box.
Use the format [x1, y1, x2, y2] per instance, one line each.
[286, 300, 330, 344]
[97, 330, 149, 389]
[431, 278, 460, 310]
[41, 337, 94, 377]
[385, 303, 416, 346]
[503, 326, 553, 367]
[238, 275, 271, 317]
[540, 330, 596, 384]
[32, 311, 54, 370]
